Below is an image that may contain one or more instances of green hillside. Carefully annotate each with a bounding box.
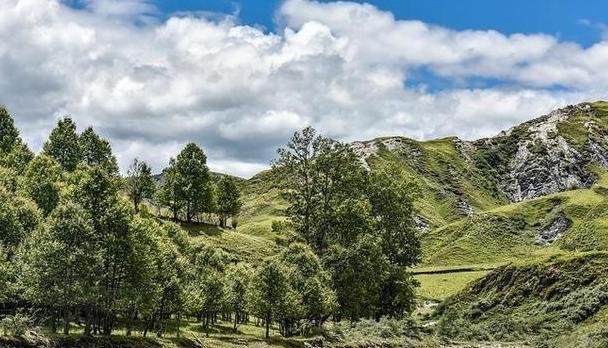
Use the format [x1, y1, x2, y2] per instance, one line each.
[435, 252, 608, 347]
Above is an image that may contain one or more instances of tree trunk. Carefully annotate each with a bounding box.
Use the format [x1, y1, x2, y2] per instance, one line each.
[233, 311, 238, 332]
[63, 307, 70, 335]
[50, 310, 57, 334]
[84, 308, 92, 336]
[265, 314, 270, 338]
[205, 312, 210, 338]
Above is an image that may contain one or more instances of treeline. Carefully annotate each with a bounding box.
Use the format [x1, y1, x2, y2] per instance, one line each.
[0, 107, 421, 339]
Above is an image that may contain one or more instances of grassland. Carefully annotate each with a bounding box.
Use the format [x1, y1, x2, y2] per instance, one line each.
[434, 251, 608, 346]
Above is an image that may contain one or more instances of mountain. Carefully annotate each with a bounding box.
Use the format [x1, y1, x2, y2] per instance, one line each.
[240, 101, 608, 238]
[235, 101, 608, 346]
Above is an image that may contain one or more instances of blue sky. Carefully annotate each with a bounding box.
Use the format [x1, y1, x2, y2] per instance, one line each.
[3, 0, 608, 176]
[149, 0, 607, 46]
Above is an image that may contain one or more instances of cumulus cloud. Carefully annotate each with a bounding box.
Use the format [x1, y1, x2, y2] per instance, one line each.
[0, 0, 606, 177]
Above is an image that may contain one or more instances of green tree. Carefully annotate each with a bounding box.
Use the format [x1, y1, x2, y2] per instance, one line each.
[158, 158, 182, 221]
[278, 243, 335, 333]
[175, 143, 214, 223]
[0, 108, 33, 173]
[125, 158, 155, 214]
[18, 202, 99, 335]
[79, 127, 119, 175]
[225, 263, 252, 332]
[0, 107, 20, 155]
[186, 245, 226, 337]
[248, 258, 299, 338]
[0, 188, 40, 251]
[0, 247, 13, 303]
[273, 126, 366, 254]
[274, 127, 421, 320]
[24, 155, 62, 215]
[323, 235, 389, 321]
[43, 117, 81, 171]
[1, 143, 34, 174]
[367, 164, 420, 267]
[68, 164, 132, 335]
[216, 176, 242, 228]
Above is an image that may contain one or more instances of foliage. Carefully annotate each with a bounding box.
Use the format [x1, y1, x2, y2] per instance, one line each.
[24, 155, 61, 215]
[0, 312, 30, 337]
[273, 127, 421, 320]
[216, 176, 242, 228]
[43, 117, 81, 172]
[125, 158, 155, 214]
[79, 127, 119, 175]
[175, 143, 214, 223]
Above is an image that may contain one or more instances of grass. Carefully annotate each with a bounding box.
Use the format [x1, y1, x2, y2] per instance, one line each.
[415, 270, 490, 301]
[180, 222, 279, 263]
[420, 168, 608, 268]
[237, 170, 288, 238]
[434, 251, 608, 343]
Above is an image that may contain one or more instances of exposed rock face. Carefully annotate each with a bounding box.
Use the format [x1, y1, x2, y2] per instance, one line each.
[351, 102, 608, 207]
[492, 104, 608, 202]
[536, 213, 571, 245]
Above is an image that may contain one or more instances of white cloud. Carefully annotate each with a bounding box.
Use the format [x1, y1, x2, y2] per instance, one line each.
[0, 0, 606, 177]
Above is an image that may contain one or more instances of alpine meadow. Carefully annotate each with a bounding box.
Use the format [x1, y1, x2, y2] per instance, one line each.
[5, 0, 608, 347]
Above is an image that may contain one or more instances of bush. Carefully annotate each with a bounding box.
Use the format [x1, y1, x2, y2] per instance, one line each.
[1, 312, 31, 336]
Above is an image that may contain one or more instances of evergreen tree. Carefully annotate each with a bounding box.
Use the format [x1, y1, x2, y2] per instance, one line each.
[125, 158, 155, 214]
[43, 117, 81, 171]
[216, 176, 242, 228]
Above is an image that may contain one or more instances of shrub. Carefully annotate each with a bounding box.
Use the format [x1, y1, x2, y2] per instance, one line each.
[1, 312, 30, 336]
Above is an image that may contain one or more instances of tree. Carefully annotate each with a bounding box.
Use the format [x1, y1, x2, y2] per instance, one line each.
[273, 126, 367, 254]
[186, 246, 227, 337]
[79, 127, 119, 175]
[68, 164, 132, 335]
[367, 163, 421, 267]
[278, 243, 335, 334]
[43, 117, 81, 171]
[0, 107, 20, 155]
[225, 263, 252, 332]
[216, 176, 242, 228]
[0, 188, 40, 251]
[158, 158, 182, 221]
[0, 108, 33, 173]
[175, 143, 214, 223]
[18, 201, 99, 335]
[323, 235, 389, 321]
[24, 155, 62, 216]
[0, 247, 13, 303]
[248, 258, 299, 338]
[125, 158, 155, 214]
[1, 143, 34, 174]
[273, 127, 421, 320]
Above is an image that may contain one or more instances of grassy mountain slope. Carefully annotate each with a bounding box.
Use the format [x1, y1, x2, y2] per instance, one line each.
[357, 136, 509, 228]
[228, 101, 608, 308]
[435, 252, 608, 347]
[421, 168, 608, 268]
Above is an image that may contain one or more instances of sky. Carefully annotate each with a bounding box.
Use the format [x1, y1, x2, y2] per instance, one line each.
[2, 0, 608, 177]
